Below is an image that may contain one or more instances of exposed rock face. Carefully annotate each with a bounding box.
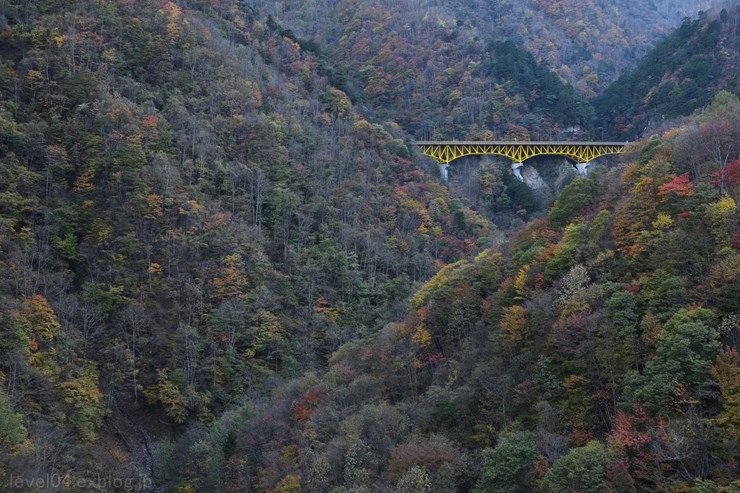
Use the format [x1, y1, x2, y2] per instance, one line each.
[446, 155, 605, 209]
[525, 158, 578, 192]
[552, 160, 579, 190]
[521, 165, 551, 193]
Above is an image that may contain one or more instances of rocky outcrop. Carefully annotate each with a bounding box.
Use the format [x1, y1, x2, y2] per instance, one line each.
[521, 164, 551, 193]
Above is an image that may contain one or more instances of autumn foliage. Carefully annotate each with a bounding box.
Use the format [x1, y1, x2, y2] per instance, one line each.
[0, 0, 738, 492]
[658, 173, 694, 198]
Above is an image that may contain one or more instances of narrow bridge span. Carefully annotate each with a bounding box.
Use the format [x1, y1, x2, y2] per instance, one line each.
[415, 141, 626, 180]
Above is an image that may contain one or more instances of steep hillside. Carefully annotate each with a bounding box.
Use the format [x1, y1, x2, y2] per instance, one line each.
[595, 6, 740, 139]
[0, 0, 738, 491]
[245, 1, 727, 141]
[0, 0, 506, 486]
[160, 92, 740, 493]
[260, 5, 596, 141]
[255, 0, 711, 99]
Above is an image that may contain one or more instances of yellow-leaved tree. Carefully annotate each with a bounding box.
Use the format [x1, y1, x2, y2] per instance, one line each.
[499, 305, 528, 343]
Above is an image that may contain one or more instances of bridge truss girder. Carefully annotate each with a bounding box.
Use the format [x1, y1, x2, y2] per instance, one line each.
[416, 142, 625, 165]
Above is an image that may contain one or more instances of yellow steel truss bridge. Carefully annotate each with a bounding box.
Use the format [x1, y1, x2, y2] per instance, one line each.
[415, 141, 626, 180]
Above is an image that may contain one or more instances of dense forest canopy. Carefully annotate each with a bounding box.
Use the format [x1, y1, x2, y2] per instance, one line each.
[256, 0, 713, 95]
[252, 0, 737, 141]
[157, 91, 740, 492]
[595, 8, 740, 139]
[0, 0, 738, 492]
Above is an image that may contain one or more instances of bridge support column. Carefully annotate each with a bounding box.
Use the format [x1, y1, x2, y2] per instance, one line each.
[439, 163, 450, 182]
[512, 162, 524, 181]
[576, 162, 590, 175]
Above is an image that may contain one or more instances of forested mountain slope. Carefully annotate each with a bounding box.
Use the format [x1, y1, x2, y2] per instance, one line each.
[595, 6, 740, 139]
[258, 0, 711, 97]
[262, 6, 597, 141]
[249, 0, 733, 141]
[0, 0, 738, 492]
[0, 0, 504, 486]
[160, 92, 740, 493]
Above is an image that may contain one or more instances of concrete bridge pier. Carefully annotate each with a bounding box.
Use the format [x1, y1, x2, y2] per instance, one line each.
[440, 163, 450, 182]
[512, 162, 524, 181]
[576, 162, 590, 175]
